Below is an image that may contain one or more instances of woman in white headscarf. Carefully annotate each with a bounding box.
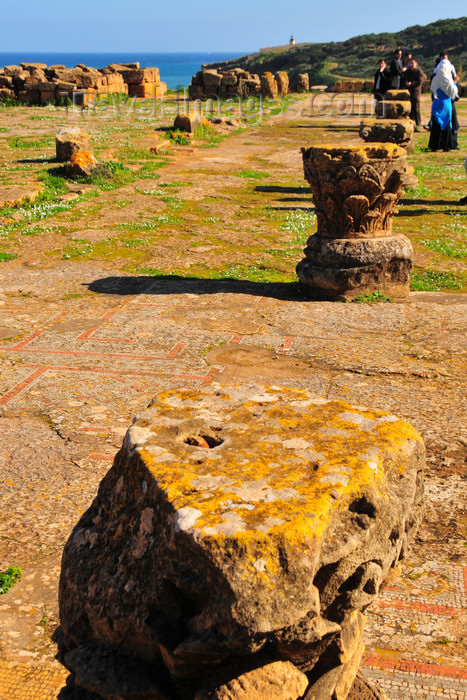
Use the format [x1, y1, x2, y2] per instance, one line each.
[429, 59, 459, 151]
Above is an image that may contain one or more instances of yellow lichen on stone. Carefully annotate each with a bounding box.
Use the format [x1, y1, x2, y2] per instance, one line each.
[133, 385, 423, 551]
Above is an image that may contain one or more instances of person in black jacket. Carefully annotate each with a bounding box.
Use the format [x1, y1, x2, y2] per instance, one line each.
[373, 59, 391, 101]
[404, 58, 425, 126]
[389, 48, 403, 89]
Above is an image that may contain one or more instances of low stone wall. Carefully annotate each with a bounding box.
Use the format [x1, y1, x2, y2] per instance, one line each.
[0, 61, 167, 105]
[330, 76, 466, 95]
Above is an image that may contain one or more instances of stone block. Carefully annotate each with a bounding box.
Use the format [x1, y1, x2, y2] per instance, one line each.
[359, 118, 414, 145]
[0, 75, 13, 88]
[384, 89, 410, 101]
[66, 150, 98, 178]
[375, 101, 411, 119]
[20, 62, 47, 72]
[119, 67, 160, 84]
[296, 73, 309, 92]
[202, 70, 222, 88]
[260, 71, 278, 98]
[128, 82, 163, 98]
[4, 65, 22, 76]
[196, 661, 308, 699]
[56, 126, 93, 162]
[0, 88, 15, 100]
[58, 383, 424, 699]
[275, 70, 289, 95]
[173, 112, 204, 132]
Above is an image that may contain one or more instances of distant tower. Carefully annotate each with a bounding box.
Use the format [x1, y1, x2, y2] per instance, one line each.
[289, 34, 295, 46]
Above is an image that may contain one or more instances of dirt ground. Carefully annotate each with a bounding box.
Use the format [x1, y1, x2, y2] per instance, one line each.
[0, 93, 465, 699]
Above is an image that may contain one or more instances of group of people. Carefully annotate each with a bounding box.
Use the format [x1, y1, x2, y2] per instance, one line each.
[373, 49, 460, 152]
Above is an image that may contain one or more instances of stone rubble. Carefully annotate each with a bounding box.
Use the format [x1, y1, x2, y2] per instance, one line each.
[0, 61, 167, 105]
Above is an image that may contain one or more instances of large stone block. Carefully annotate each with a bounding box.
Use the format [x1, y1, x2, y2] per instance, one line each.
[375, 101, 411, 119]
[296, 73, 309, 92]
[58, 384, 424, 699]
[359, 118, 414, 146]
[260, 71, 278, 98]
[383, 89, 410, 102]
[296, 234, 413, 299]
[275, 71, 289, 95]
[55, 126, 93, 162]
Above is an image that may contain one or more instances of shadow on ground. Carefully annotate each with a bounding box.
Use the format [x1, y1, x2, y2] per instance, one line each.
[254, 185, 310, 194]
[85, 275, 317, 301]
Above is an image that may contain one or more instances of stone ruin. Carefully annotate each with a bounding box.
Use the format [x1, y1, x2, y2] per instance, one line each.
[0, 61, 166, 105]
[57, 383, 424, 700]
[189, 68, 298, 100]
[296, 143, 413, 300]
[359, 90, 414, 149]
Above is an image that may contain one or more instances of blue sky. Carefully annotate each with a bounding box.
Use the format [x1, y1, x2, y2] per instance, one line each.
[2, 0, 465, 52]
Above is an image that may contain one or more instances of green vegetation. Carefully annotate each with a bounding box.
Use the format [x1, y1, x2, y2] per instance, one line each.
[410, 270, 466, 291]
[7, 136, 54, 150]
[204, 17, 467, 85]
[352, 291, 393, 303]
[237, 170, 271, 179]
[0, 251, 17, 262]
[419, 237, 467, 259]
[74, 161, 136, 190]
[0, 566, 22, 594]
[169, 129, 192, 146]
[137, 161, 168, 179]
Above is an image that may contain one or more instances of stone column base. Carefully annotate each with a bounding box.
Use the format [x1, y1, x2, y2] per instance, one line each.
[296, 234, 413, 300]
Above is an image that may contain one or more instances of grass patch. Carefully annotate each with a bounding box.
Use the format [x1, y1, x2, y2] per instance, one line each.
[135, 187, 165, 196]
[0, 566, 22, 594]
[168, 129, 192, 146]
[410, 270, 465, 292]
[7, 136, 54, 150]
[352, 291, 393, 303]
[122, 238, 150, 248]
[0, 251, 17, 262]
[419, 237, 467, 259]
[137, 162, 168, 180]
[117, 213, 181, 231]
[62, 293, 84, 299]
[75, 161, 136, 191]
[237, 170, 271, 179]
[0, 126, 10, 132]
[278, 209, 316, 245]
[118, 146, 157, 161]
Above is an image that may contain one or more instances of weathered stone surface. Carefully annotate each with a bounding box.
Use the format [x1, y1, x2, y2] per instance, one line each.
[58, 384, 424, 699]
[296, 73, 309, 92]
[301, 144, 408, 239]
[0, 61, 165, 104]
[260, 71, 278, 98]
[275, 71, 289, 96]
[297, 143, 413, 298]
[383, 89, 410, 102]
[56, 126, 93, 162]
[188, 68, 261, 99]
[375, 101, 411, 119]
[330, 79, 365, 93]
[359, 119, 414, 146]
[66, 151, 98, 178]
[174, 113, 204, 133]
[195, 661, 308, 700]
[346, 671, 388, 699]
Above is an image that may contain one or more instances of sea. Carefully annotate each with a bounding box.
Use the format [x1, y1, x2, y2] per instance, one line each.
[0, 52, 246, 90]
